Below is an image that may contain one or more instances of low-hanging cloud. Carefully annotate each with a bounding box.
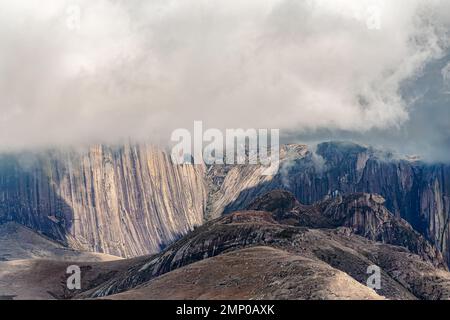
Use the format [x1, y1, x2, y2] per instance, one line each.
[0, 0, 449, 151]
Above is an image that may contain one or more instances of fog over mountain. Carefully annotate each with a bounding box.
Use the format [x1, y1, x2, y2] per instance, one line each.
[4, 1, 450, 302]
[285, 52, 450, 162]
[0, 0, 449, 160]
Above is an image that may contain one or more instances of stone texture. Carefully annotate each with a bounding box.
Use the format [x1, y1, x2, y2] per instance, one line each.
[209, 142, 450, 265]
[103, 247, 384, 300]
[79, 196, 450, 300]
[1, 140, 450, 268]
[0, 144, 206, 257]
[3, 191, 450, 300]
[247, 191, 446, 269]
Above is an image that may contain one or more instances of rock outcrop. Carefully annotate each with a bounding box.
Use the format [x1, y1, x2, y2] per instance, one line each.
[247, 191, 446, 269]
[76, 192, 450, 300]
[1, 140, 450, 268]
[0, 144, 206, 257]
[3, 191, 450, 300]
[208, 142, 450, 265]
[102, 247, 384, 300]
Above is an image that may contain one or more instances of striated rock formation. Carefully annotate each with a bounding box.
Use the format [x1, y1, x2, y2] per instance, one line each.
[0, 144, 206, 257]
[205, 144, 310, 219]
[2, 190, 450, 300]
[1, 140, 450, 268]
[209, 142, 450, 265]
[74, 192, 450, 300]
[102, 247, 384, 300]
[247, 191, 446, 269]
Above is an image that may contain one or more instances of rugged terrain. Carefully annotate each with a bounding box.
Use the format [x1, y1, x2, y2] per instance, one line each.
[75, 191, 449, 300]
[0, 144, 206, 257]
[102, 247, 384, 300]
[2, 190, 450, 300]
[0, 222, 122, 300]
[207, 142, 450, 265]
[2, 141, 450, 300]
[1, 141, 450, 266]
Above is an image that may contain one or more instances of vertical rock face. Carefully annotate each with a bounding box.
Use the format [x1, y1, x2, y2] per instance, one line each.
[1, 140, 450, 266]
[0, 145, 206, 257]
[245, 190, 445, 269]
[205, 145, 310, 219]
[209, 142, 450, 265]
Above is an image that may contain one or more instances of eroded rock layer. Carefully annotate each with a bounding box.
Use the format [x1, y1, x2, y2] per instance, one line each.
[0, 144, 206, 257]
[1, 141, 450, 267]
[79, 192, 450, 300]
[208, 142, 450, 265]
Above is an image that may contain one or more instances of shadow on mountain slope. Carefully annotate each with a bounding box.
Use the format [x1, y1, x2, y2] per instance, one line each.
[3, 190, 450, 300]
[74, 191, 450, 300]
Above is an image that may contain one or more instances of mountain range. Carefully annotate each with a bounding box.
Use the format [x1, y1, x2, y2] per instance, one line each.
[1, 141, 450, 300]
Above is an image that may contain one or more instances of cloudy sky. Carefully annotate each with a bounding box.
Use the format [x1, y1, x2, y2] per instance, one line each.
[0, 0, 449, 159]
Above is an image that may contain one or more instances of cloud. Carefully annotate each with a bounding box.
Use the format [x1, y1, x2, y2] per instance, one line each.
[0, 0, 449, 150]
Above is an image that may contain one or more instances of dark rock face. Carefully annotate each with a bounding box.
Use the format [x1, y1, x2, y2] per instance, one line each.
[217, 142, 450, 265]
[1, 140, 449, 268]
[246, 190, 301, 221]
[78, 193, 450, 300]
[3, 190, 450, 300]
[247, 191, 445, 269]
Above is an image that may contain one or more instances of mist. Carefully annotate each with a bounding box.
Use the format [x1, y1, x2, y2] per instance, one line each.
[1, 0, 449, 159]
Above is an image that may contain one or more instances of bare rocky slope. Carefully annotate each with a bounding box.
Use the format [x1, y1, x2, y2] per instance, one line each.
[3, 190, 450, 300]
[0, 222, 123, 300]
[207, 142, 450, 265]
[102, 247, 384, 300]
[1, 141, 450, 269]
[71, 191, 450, 300]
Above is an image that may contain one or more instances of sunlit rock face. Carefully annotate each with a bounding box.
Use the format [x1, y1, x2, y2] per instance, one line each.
[81, 191, 450, 301]
[0, 141, 449, 266]
[208, 142, 450, 265]
[0, 144, 206, 258]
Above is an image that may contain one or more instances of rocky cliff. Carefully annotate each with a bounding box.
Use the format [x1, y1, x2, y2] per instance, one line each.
[1, 141, 450, 267]
[209, 142, 450, 265]
[247, 190, 446, 269]
[77, 191, 450, 300]
[0, 144, 206, 257]
[2, 190, 450, 300]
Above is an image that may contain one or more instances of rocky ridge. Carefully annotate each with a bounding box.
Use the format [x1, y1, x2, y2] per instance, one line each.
[2, 190, 450, 300]
[1, 141, 450, 269]
[208, 142, 450, 265]
[73, 191, 450, 300]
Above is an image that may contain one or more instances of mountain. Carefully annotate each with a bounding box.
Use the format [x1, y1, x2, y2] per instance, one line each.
[3, 190, 449, 300]
[207, 142, 450, 265]
[0, 144, 206, 258]
[81, 190, 450, 300]
[247, 190, 445, 269]
[100, 246, 384, 300]
[1, 140, 450, 269]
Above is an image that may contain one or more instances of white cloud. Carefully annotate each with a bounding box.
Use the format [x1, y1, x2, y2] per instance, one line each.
[0, 0, 449, 149]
